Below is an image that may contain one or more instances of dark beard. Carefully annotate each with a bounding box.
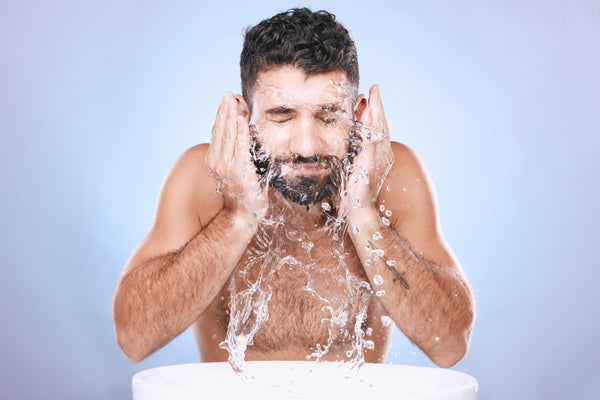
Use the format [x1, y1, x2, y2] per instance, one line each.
[270, 161, 341, 205]
[250, 137, 348, 206]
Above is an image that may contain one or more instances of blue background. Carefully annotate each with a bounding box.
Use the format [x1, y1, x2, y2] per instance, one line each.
[1, 1, 599, 399]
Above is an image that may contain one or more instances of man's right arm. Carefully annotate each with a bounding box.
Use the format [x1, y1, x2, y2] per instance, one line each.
[111, 144, 258, 362]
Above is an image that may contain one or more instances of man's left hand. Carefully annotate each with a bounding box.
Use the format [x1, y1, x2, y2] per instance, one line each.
[342, 84, 394, 222]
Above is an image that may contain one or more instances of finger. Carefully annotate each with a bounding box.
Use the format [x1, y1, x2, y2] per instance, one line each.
[373, 85, 391, 143]
[211, 97, 227, 154]
[222, 92, 237, 162]
[208, 97, 226, 170]
[234, 114, 250, 168]
[366, 85, 384, 143]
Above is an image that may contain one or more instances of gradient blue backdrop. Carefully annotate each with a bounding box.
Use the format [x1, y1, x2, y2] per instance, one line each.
[1, 1, 599, 399]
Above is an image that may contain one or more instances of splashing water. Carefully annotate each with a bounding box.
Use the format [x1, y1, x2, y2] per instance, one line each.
[215, 78, 394, 378]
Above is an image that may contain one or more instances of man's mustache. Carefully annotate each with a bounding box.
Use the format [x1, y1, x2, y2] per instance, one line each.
[272, 154, 337, 167]
[250, 135, 353, 177]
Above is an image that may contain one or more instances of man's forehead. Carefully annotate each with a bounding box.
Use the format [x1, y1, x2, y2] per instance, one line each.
[253, 66, 352, 107]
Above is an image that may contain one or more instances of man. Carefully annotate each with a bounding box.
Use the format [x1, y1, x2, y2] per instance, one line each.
[112, 8, 475, 368]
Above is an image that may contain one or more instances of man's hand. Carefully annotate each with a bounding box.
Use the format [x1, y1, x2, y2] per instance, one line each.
[343, 84, 394, 221]
[206, 92, 268, 224]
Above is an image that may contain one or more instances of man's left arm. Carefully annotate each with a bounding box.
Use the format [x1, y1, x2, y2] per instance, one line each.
[347, 139, 476, 368]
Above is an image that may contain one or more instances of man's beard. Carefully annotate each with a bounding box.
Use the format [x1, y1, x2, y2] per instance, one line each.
[250, 137, 351, 206]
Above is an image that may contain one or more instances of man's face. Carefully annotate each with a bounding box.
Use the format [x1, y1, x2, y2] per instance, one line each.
[249, 66, 357, 206]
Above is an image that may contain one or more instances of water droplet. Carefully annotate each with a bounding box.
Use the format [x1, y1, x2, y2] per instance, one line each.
[366, 327, 373, 336]
[372, 231, 383, 240]
[321, 202, 331, 211]
[385, 209, 392, 217]
[402, 187, 407, 191]
[381, 217, 390, 226]
[365, 340, 375, 350]
[381, 315, 392, 326]
[346, 350, 353, 357]
[370, 249, 385, 257]
[365, 259, 372, 266]
[373, 274, 384, 285]
[385, 259, 396, 267]
[434, 336, 440, 342]
[386, 185, 391, 191]
[379, 204, 385, 212]
[301, 241, 314, 252]
[376, 290, 386, 297]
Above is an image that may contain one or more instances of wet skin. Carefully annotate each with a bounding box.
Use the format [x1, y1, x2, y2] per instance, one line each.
[194, 67, 459, 363]
[195, 67, 397, 362]
[115, 66, 473, 367]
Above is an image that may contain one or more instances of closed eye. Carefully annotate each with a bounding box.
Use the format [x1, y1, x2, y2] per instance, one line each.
[318, 116, 336, 124]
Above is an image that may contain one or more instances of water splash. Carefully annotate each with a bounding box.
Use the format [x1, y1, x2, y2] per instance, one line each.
[215, 78, 394, 378]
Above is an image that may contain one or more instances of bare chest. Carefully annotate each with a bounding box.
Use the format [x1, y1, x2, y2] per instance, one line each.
[211, 230, 377, 354]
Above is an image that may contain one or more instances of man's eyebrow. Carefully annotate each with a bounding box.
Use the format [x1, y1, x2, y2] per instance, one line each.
[314, 103, 344, 113]
[265, 106, 296, 115]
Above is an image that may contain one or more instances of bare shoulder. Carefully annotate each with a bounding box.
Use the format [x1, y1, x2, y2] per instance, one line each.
[378, 141, 434, 217]
[177, 143, 224, 227]
[119, 144, 223, 276]
[378, 141, 457, 267]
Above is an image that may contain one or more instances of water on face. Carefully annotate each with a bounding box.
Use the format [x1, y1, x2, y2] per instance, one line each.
[217, 79, 391, 377]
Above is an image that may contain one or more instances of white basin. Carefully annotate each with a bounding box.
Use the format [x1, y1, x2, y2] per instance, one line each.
[132, 361, 478, 399]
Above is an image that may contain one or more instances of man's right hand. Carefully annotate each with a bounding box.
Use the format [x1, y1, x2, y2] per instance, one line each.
[206, 92, 268, 224]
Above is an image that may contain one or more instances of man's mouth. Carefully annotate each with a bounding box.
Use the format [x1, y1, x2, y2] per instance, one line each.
[290, 163, 324, 174]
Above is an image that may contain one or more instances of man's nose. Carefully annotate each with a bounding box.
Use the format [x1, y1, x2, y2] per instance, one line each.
[288, 118, 323, 157]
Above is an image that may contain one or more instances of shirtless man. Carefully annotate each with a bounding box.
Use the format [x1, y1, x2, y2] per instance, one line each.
[112, 8, 475, 368]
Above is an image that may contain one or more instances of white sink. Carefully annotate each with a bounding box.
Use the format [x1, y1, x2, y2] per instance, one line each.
[133, 361, 477, 399]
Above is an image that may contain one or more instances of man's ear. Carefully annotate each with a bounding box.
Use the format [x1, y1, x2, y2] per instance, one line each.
[353, 94, 367, 122]
[235, 94, 249, 118]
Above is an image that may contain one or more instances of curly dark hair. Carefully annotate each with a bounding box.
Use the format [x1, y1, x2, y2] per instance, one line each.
[240, 7, 359, 115]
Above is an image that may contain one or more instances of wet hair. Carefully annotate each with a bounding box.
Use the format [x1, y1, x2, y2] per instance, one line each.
[240, 7, 359, 115]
